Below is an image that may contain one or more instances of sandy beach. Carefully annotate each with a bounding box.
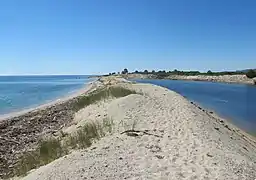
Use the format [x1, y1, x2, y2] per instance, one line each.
[3, 76, 251, 180]
[0, 80, 101, 177]
[1, 77, 255, 179]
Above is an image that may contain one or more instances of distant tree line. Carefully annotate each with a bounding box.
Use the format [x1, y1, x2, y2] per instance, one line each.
[107, 68, 256, 79]
[130, 69, 246, 79]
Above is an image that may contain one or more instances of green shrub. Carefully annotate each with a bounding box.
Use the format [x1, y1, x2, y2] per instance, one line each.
[246, 69, 256, 79]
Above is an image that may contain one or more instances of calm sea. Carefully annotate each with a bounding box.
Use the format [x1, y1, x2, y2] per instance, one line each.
[0, 75, 94, 115]
[135, 79, 256, 136]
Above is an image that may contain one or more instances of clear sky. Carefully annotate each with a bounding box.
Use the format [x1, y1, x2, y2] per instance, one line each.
[0, 0, 255, 75]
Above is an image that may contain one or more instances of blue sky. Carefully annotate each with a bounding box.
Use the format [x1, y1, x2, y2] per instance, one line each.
[0, 0, 255, 75]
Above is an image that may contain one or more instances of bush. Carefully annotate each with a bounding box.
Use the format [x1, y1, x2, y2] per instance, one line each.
[246, 70, 256, 79]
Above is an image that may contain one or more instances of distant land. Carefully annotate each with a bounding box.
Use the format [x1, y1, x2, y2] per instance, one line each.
[102, 68, 256, 85]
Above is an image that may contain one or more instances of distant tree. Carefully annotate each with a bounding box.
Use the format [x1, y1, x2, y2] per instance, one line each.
[122, 68, 128, 74]
[207, 70, 212, 74]
[246, 69, 256, 79]
[135, 70, 139, 73]
[112, 72, 116, 75]
[117, 72, 120, 74]
[144, 70, 148, 74]
[152, 70, 155, 74]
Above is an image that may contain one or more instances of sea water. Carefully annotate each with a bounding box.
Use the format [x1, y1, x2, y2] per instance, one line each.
[0, 75, 94, 115]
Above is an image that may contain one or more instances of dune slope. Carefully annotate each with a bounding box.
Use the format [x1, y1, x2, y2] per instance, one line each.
[21, 82, 256, 180]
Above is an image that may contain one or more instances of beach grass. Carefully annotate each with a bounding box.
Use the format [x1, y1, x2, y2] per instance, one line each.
[13, 86, 133, 177]
[14, 118, 114, 177]
[73, 86, 137, 111]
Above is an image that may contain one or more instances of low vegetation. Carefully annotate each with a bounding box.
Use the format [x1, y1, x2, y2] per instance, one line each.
[14, 118, 114, 177]
[73, 86, 137, 111]
[10, 86, 136, 177]
[108, 68, 250, 78]
[246, 69, 256, 79]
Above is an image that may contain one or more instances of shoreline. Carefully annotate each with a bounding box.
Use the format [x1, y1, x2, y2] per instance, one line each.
[1, 76, 255, 178]
[0, 79, 101, 177]
[122, 73, 256, 85]
[20, 76, 256, 180]
[0, 80, 97, 121]
[188, 99, 256, 138]
[190, 100, 256, 143]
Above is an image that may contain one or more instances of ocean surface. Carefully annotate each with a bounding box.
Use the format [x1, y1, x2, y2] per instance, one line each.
[134, 79, 256, 135]
[0, 75, 94, 115]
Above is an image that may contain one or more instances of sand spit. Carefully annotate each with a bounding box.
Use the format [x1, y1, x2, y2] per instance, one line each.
[20, 77, 256, 180]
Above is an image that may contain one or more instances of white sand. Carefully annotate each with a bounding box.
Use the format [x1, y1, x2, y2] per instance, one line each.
[20, 80, 256, 180]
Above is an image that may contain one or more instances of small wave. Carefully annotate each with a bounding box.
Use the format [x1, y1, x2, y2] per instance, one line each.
[215, 99, 228, 103]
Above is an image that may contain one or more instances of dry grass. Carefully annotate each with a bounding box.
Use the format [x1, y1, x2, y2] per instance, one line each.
[14, 118, 114, 177]
[73, 86, 137, 111]
[13, 86, 134, 177]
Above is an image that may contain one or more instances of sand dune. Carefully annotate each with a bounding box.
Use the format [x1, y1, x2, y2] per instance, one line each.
[21, 78, 256, 180]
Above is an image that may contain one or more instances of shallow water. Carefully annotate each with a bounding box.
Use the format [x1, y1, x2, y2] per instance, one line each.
[134, 79, 256, 135]
[0, 75, 94, 115]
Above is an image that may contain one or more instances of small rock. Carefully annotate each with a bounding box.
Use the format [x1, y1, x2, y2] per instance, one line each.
[103, 146, 109, 149]
[155, 155, 164, 159]
[207, 153, 213, 157]
[224, 125, 231, 130]
[52, 116, 57, 121]
[119, 157, 123, 160]
[126, 132, 139, 137]
[243, 147, 248, 151]
[214, 127, 220, 131]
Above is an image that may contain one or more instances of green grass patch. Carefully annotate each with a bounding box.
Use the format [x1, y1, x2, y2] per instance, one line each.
[73, 86, 137, 111]
[15, 138, 67, 176]
[14, 118, 114, 177]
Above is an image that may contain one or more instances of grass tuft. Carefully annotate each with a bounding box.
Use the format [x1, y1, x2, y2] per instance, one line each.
[14, 118, 114, 177]
[15, 138, 67, 176]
